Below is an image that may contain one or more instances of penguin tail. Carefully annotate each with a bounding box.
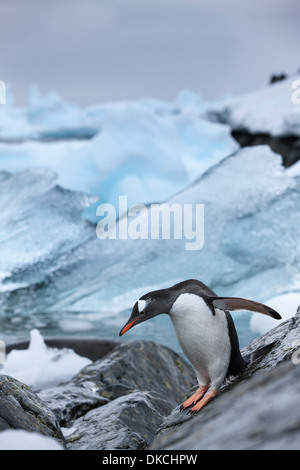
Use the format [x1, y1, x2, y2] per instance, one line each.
[242, 341, 277, 366]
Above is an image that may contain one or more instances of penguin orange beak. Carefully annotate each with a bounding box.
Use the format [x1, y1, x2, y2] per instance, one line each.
[119, 318, 138, 336]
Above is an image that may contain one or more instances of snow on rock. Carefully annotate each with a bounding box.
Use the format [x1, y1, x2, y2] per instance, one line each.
[0, 430, 64, 450]
[208, 74, 300, 137]
[0, 329, 91, 390]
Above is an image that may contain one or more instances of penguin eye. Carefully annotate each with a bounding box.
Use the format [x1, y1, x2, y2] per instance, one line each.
[139, 310, 145, 316]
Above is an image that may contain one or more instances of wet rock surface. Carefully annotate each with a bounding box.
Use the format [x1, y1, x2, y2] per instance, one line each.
[0, 374, 65, 447]
[2, 310, 300, 450]
[39, 340, 196, 450]
[152, 360, 300, 450]
[151, 310, 300, 450]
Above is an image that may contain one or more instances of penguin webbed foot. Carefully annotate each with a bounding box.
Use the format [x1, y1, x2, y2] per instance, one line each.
[186, 389, 217, 415]
[180, 385, 208, 412]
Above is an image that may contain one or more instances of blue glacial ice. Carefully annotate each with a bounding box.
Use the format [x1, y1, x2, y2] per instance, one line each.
[0, 88, 238, 218]
[0, 143, 299, 351]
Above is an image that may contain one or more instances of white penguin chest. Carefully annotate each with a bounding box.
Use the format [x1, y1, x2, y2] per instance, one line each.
[169, 293, 231, 378]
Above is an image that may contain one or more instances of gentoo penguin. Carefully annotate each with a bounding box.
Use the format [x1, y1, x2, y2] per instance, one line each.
[119, 279, 281, 414]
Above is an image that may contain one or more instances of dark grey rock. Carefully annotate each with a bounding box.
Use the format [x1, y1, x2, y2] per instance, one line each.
[151, 360, 300, 450]
[0, 375, 65, 447]
[67, 390, 173, 450]
[38, 383, 109, 426]
[151, 311, 300, 450]
[269, 73, 287, 84]
[39, 339, 196, 450]
[73, 340, 196, 406]
[27, 311, 300, 451]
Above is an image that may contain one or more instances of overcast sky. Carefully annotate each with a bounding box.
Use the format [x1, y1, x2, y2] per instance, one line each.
[1, 0, 300, 106]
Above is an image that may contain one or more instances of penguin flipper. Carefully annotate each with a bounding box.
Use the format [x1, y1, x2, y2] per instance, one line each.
[212, 297, 281, 320]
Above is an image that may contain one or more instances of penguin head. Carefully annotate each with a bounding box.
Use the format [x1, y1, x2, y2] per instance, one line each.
[119, 290, 173, 336]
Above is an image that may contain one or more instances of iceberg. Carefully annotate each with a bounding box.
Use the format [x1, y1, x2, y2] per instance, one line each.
[0, 145, 299, 350]
[0, 86, 97, 141]
[0, 89, 238, 217]
[0, 168, 96, 279]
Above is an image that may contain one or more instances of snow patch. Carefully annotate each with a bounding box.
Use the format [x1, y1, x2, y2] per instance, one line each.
[0, 329, 91, 390]
[208, 75, 300, 136]
[250, 292, 300, 335]
[0, 430, 64, 450]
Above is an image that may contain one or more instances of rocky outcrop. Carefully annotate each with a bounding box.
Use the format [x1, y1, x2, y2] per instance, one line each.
[207, 74, 300, 168]
[151, 309, 300, 450]
[151, 360, 300, 450]
[64, 390, 173, 450]
[1, 309, 300, 450]
[0, 375, 65, 448]
[232, 129, 300, 168]
[38, 340, 196, 450]
[231, 130, 300, 168]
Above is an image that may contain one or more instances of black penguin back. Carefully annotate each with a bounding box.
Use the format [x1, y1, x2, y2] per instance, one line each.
[224, 310, 247, 379]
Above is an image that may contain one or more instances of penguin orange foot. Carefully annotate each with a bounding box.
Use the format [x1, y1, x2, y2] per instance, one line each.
[119, 279, 281, 415]
[180, 385, 208, 411]
[188, 389, 217, 415]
